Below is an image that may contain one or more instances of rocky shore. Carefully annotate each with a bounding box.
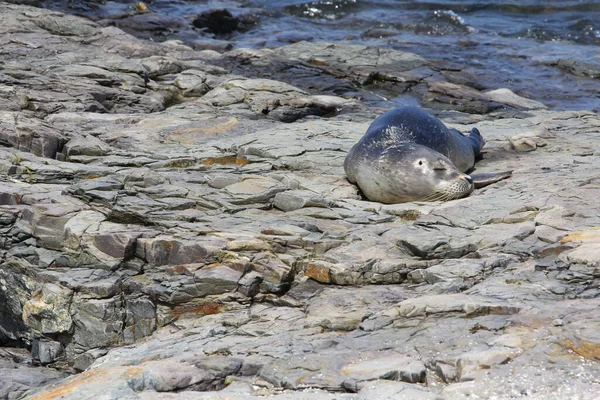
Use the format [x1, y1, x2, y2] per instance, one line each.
[1, 3, 600, 399]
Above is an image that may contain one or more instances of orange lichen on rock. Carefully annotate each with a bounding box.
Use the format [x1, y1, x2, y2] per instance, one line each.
[169, 302, 224, 320]
[561, 227, 600, 244]
[201, 155, 248, 166]
[28, 367, 143, 400]
[306, 261, 331, 283]
[167, 264, 197, 275]
[562, 338, 600, 361]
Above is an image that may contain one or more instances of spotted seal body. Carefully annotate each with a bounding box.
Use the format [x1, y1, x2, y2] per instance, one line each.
[344, 106, 509, 204]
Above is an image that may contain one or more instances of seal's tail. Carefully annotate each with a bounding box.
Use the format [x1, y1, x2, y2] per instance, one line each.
[468, 128, 485, 156]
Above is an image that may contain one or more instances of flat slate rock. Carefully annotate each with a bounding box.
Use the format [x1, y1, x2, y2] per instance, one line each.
[0, 3, 600, 400]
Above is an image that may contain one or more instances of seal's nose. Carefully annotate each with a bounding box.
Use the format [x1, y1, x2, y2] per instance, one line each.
[465, 175, 473, 185]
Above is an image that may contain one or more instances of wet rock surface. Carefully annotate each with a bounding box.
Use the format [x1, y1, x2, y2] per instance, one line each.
[0, 3, 600, 400]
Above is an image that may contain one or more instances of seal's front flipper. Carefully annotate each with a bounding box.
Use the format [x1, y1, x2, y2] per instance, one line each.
[471, 171, 512, 189]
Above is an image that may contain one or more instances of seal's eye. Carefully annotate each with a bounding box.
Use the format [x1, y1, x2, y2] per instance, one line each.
[418, 160, 424, 166]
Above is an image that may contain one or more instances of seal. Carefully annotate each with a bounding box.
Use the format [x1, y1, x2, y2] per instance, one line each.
[344, 106, 511, 204]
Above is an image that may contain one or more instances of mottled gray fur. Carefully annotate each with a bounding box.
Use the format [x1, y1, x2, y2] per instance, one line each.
[345, 106, 485, 204]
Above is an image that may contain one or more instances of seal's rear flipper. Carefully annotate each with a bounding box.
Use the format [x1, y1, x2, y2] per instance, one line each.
[471, 171, 512, 189]
[468, 127, 485, 156]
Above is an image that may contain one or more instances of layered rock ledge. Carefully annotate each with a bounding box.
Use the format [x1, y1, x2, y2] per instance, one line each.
[1, 3, 600, 400]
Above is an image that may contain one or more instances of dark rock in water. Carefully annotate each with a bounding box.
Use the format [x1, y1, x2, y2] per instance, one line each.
[361, 28, 401, 38]
[109, 13, 191, 39]
[2, 0, 44, 6]
[277, 31, 314, 43]
[554, 59, 600, 79]
[192, 39, 234, 52]
[193, 9, 240, 34]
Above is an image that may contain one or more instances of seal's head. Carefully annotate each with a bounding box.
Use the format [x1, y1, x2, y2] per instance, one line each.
[353, 144, 474, 204]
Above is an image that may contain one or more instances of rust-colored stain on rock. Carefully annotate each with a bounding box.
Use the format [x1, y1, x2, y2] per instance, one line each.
[562, 338, 600, 361]
[384, 209, 420, 221]
[306, 262, 331, 283]
[162, 159, 197, 168]
[561, 228, 600, 244]
[400, 211, 420, 221]
[167, 264, 192, 275]
[28, 367, 143, 400]
[169, 117, 239, 145]
[202, 155, 248, 166]
[170, 302, 224, 319]
[27, 370, 106, 400]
